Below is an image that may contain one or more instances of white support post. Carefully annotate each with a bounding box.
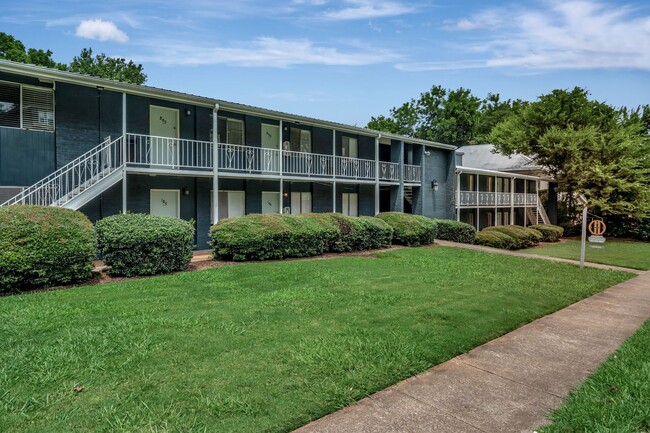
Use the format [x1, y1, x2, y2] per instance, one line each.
[121, 92, 127, 214]
[536, 180, 540, 223]
[279, 120, 283, 213]
[580, 206, 588, 269]
[332, 129, 336, 213]
[475, 174, 480, 230]
[212, 104, 219, 224]
[524, 179, 528, 227]
[374, 135, 380, 215]
[494, 175, 498, 226]
[456, 172, 461, 221]
[510, 177, 515, 225]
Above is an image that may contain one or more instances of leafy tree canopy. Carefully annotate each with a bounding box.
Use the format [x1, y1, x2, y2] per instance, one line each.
[0, 32, 146, 85]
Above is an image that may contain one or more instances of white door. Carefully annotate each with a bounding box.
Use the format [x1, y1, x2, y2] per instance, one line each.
[150, 190, 180, 218]
[150, 105, 179, 166]
[291, 192, 312, 214]
[262, 192, 280, 214]
[261, 124, 280, 172]
[342, 193, 358, 217]
[215, 191, 245, 221]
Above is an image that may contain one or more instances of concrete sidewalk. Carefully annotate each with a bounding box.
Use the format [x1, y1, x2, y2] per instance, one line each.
[294, 270, 650, 433]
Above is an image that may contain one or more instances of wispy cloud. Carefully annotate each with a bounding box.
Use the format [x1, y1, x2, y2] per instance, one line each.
[75, 19, 129, 42]
[323, 0, 414, 20]
[135, 36, 401, 67]
[404, 0, 650, 72]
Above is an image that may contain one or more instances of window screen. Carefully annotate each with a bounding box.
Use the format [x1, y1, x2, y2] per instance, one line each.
[22, 86, 54, 131]
[0, 82, 20, 128]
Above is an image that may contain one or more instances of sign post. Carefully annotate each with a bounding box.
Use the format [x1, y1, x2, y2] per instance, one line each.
[580, 207, 587, 269]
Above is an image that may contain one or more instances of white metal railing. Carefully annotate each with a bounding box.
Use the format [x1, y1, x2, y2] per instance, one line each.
[378, 161, 399, 181]
[283, 150, 334, 177]
[1, 136, 123, 207]
[459, 190, 477, 206]
[336, 156, 375, 180]
[404, 164, 422, 183]
[497, 192, 511, 206]
[127, 133, 213, 171]
[526, 193, 538, 205]
[218, 143, 282, 174]
[457, 191, 540, 208]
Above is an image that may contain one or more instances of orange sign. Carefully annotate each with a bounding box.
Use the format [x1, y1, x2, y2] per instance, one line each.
[588, 220, 607, 236]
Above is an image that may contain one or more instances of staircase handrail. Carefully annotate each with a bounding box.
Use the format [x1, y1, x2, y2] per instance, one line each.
[1, 135, 123, 207]
[537, 201, 551, 224]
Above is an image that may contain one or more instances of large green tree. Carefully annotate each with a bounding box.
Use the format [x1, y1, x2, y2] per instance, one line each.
[489, 87, 650, 218]
[367, 85, 521, 145]
[0, 32, 146, 85]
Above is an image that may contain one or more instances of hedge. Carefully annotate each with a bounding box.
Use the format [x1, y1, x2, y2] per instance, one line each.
[529, 224, 564, 242]
[475, 230, 516, 250]
[376, 212, 438, 246]
[0, 205, 96, 293]
[210, 213, 331, 261]
[96, 213, 195, 277]
[435, 219, 476, 244]
[298, 213, 393, 252]
[483, 225, 542, 249]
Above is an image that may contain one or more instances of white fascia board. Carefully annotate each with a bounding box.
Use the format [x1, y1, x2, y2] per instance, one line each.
[456, 165, 547, 181]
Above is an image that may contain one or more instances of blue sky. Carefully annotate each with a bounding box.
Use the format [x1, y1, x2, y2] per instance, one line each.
[2, 0, 650, 126]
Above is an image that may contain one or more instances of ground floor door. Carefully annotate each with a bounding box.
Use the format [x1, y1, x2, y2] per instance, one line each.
[216, 190, 245, 220]
[150, 105, 179, 166]
[262, 191, 280, 214]
[150, 189, 180, 218]
[342, 193, 358, 217]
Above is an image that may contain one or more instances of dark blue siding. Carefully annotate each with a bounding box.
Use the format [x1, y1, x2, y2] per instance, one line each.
[0, 128, 55, 185]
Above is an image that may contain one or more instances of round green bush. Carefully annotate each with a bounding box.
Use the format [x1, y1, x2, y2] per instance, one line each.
[376, 212, 438, 246]
[96, 213, 195, 277]
[475, 230, 516, 249]
[529, 224, 564, 242]
[209, 213, 331, 261]
[483, 225, 542, 249]
[298, 213, 393, 252]
[0, 205, 96, 293]
[435, 219, 476, 244]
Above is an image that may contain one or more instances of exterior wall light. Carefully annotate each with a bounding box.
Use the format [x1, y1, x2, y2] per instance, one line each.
[183, 188, 190, 196]
[431, 180, 439, 191]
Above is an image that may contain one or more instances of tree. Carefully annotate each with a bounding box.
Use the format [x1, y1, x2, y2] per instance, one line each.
[0, 32, 147, 85]
[367, 85, 519, 145]
[69, 48, 147, 85]
[489, 87, 650, 219]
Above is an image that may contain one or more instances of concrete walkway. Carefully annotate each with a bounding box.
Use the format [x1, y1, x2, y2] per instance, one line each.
[294, 261, 650, 432]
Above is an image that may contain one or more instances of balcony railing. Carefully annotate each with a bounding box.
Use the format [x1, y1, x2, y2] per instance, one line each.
[124, 134, 413, 183]
[458, 190, 538, 207]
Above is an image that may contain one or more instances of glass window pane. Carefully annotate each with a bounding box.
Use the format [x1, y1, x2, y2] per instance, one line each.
[0, 82, 21, 128]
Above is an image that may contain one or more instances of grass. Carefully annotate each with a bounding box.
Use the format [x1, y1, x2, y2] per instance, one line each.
[540, 318, 650, 432]
[522, 238, 650, 270]
[0, 247, 633, 433]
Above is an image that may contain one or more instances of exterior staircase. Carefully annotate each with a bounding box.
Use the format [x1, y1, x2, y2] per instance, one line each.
[404, 185, 413, 213]
[0, 136, 124, 210]
[526, 202, 550, 225]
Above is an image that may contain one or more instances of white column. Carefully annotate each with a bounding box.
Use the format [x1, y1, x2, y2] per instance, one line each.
[456, 172, 461, 221]
[374, 135, 380, 215]
[475, 174, 480, 230]
[121, 92, 127, 214]
[279, 120, 283, 213]
[212, 103, 219, 224]
[524, 179, 528, 227]
[510, 177, 515, 225]
[494, 175, 498, 226]
[332, 129, 336, 212]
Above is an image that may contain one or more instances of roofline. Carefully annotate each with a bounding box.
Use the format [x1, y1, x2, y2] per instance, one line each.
[456, 165, 549, 181]
[0, 59, 456, 151]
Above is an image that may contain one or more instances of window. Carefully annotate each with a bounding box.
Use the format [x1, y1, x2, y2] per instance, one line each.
[342, 193, 358, 217]
[290, 128, 311, 153]
[217, 117, 244, 145]
[342, 137, 358, 158]
[0, 81, 54, 132]
[291, 192, 312, 214]
[497, 178, 511, 193]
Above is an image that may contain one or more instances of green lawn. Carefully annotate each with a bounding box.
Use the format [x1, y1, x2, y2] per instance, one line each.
[541, 318, 650, 432]
[0, 247, 632, 433]
[522, 238, 650, 270]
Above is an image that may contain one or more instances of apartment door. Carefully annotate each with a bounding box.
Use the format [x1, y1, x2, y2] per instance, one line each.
[262, 191, 280, 214]
[150, 105, 179, 166]
[261, 124, 280, 173]
[214, 190, 245, 221]
[150, 189, 180, 218]
[342, 193, 358, 217]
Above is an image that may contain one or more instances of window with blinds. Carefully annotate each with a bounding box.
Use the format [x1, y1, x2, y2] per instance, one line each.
[0, 81, 54, 132]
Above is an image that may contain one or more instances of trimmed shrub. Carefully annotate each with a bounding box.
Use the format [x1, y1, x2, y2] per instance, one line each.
[484, 225, 542, 249]
[299, 213, 393, 252]
[435, 219, 476, 244]
[96, 213, 195, 277]
[475, 230, 516, 249]
[209, 213, 331, 261]
[376, 212, 438, 246]
[529, 224, 564, 242]
[0, 205, 96, 293]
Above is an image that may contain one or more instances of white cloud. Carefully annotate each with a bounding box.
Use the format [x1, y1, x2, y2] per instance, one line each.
[323, 0, 414, 20]
[409, 0, 650, 72]
[75, 19, 129, 43]
[135, 37, 401, 67]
